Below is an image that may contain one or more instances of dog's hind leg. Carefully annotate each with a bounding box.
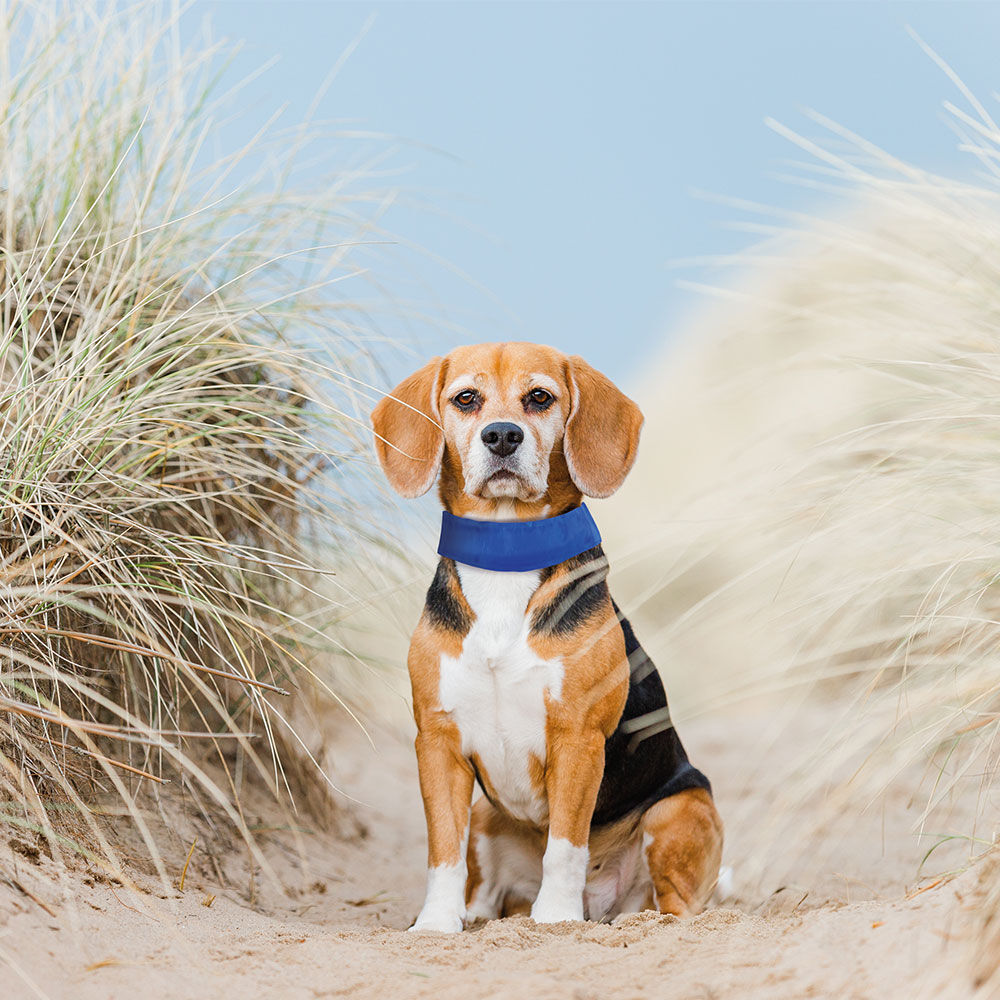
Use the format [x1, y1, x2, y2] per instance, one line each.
[465, 798, 544, 922]
[465, 799, 504, 921]
[640, 787, 723, 917]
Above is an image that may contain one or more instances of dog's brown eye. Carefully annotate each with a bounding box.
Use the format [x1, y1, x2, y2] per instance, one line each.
[452, 389, 479, 410]
[526, 388, 553, 409]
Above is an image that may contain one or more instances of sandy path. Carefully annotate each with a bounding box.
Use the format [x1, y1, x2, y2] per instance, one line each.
[0, 696, 983, 1000]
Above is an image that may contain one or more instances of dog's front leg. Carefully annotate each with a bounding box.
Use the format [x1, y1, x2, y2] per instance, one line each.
[410, 722, 475, 933]
[532, 728, 605, 924]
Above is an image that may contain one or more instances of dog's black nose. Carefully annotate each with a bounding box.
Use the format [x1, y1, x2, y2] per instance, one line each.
[481, 421, 523, 457]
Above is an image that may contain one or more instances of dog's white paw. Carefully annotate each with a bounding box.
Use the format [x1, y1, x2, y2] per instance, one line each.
[530, 892, 584, 925]
[715, 865, 735, 901]
[531, 838, 587, 924]
[410, 862, 468, 932]
[409, 907, 465, 934]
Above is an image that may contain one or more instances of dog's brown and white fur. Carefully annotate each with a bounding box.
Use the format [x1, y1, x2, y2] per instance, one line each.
[372, 342, 722, 932]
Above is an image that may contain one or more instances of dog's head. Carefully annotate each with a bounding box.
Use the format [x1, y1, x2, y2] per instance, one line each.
[371, 342, 643, 514]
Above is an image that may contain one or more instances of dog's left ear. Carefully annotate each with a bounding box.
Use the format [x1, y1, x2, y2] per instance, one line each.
[564, 355, 644, 498]
[371, 357, 446, 498]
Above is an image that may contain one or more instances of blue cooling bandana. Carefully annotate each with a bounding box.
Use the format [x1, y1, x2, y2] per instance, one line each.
[437, 503, 602, 572]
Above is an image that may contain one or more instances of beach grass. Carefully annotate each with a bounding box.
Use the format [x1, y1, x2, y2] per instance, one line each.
[599, 54, 1000, 979]
[0, 0, 403, 885]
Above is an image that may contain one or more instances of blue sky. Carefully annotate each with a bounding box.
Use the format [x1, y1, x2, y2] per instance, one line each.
[191, 2, 1000, 385]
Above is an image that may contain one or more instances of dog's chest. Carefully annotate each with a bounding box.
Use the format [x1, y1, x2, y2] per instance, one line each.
[438, 565, 563, 825]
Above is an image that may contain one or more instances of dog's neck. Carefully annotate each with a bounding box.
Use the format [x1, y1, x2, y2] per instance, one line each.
[437, 501, 601, 574]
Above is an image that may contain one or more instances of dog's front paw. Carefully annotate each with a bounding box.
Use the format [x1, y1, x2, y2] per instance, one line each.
[530, 891, 584, 925]
[409, 907, 465, 934]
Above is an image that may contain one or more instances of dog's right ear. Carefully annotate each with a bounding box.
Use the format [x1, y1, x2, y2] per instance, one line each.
[371, 357, 446, 498]
[564, 355, 643, 498]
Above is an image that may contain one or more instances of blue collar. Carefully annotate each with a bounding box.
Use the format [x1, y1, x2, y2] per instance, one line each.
[437, 504, 602, 572]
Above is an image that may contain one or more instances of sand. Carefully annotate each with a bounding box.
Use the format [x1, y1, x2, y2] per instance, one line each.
[0, 691, 988, 1000]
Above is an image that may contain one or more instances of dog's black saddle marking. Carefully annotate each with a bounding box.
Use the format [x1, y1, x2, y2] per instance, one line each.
[424, 558, 472, 634]
[532, 545, 610, 636]
[591, 600, 711, 827]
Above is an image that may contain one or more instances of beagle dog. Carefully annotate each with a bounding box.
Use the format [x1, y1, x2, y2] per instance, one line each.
[371, 342, 722, 933]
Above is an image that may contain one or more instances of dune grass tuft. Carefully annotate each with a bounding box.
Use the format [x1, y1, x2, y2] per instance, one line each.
[0, 1, 399, 881]
[603, 53, 1000, 919]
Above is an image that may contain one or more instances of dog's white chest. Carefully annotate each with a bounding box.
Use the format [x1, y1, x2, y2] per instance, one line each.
[438, 565, 563, 825]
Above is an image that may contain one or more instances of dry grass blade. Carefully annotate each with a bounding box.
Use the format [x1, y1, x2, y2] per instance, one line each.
[178, 838, 197, 892]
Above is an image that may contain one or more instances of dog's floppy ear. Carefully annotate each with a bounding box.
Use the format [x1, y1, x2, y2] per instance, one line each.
[564, 355, 644, 498]
[371, 357, 446, 498]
